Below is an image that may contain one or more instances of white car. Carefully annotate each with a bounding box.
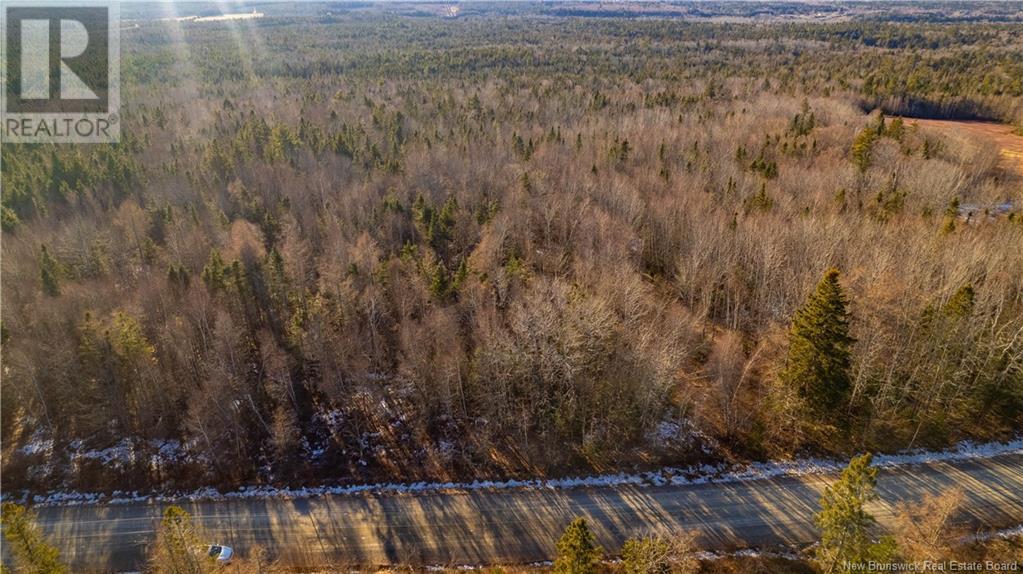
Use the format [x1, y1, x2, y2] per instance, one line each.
[207, 545, 234, 564]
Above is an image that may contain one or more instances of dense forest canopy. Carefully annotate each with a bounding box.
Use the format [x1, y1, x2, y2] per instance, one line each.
[2, 2, 1022, 495]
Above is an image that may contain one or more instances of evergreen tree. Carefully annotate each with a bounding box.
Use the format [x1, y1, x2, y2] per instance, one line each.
[452, 258, 470, 291]
[438, 195, 459, 242]
[851, 128, 877, 173]
[428, 259, 450, 299]
[608, 135, 631, 167]
[201, 249, 229, 293]
[520, 172, 533, 194]
[780, 268, 855, 417]
[149, 506, 216, 574]
[39, 245, 62, 297]
[554, 517, 603, 574]
[941, 197, 959, 235]
[922, 138, 934, 160]
[168, 265, 191, 291]
[2, 206, 21, 232]
[744, 183, 773, 213]
[871, 113, 887, 137]
[886, 117, 905, 141]
[943, 284, 975, 320]
[513, 132, 526, 158]
[815, 454, 897, 573]
[1, 502, 68, 574]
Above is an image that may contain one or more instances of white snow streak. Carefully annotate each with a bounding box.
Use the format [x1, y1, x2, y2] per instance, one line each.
[10, 437, 1021, 508]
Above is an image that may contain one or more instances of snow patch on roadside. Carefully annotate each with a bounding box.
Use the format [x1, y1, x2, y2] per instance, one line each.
[660, 437, 1023, 488]
[964, 524, 1023, 543]
[648, 418, 718, 455]
[9, 437, 1021, 508]
[15, 437, 209, 493]
[18, 429, 54, 456]
[695, 547, 802, 561]
[72, 439, 138, 467]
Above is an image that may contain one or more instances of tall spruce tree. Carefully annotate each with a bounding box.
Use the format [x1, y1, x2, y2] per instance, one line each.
[554, 517, 603, 574]
[39, 245, 62, 297]
[201, 249, 229, 293]
[850, 128, 877, 173]
[780, 268, 855, 417]
[815, 454, 896, 573]
[943, 284, 975, 320]
[1, 503, 68, 574]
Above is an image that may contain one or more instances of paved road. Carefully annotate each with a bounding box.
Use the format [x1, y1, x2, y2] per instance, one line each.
[31, 453, 1023, 572]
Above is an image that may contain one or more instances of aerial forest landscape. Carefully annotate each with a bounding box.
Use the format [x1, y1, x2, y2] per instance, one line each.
[1, 1, 1022, 572]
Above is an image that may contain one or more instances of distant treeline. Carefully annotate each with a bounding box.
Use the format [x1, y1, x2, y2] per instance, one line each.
[862, 96, 1023, 123]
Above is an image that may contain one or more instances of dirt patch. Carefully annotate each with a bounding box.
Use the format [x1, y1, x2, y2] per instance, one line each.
[910, 118, 1023, 178]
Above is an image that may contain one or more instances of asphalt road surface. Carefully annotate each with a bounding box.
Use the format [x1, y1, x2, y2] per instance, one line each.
[30, 453, 1023, 572]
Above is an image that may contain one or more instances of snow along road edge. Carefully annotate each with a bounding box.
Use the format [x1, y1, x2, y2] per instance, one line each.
[10, 437, 1022, 508]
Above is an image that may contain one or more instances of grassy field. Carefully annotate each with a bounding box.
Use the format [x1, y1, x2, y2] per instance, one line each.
[911, 118, 1023, 178]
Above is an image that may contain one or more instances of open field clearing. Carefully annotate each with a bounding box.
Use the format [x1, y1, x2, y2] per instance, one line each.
[911, 118, 1023, 178]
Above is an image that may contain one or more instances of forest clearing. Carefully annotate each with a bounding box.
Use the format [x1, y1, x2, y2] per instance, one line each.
[910, 118, 1023, 178]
